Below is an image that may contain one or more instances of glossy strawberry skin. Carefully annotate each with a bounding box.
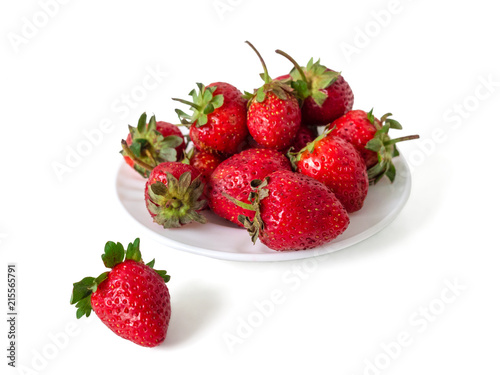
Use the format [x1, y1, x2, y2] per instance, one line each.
[297, 135, 368, 213]
[301, 74, 354, 126]
[190, 82, 248, 155]
[189, 150, 224, 187]
[247, 91, 301, 150]
[328, 110, 381, 168]
[258, 170, 349, 251]
[145, 162, 206, 216]
[90, 260, 171, 348]
[208, 148, 291, 226]
[124, 121, 186, 168]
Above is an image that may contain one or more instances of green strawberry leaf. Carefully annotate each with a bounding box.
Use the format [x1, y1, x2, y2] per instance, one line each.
[75, 296, 92, 319]
[137, 112, 147, 133]
[146, 259, 155, 267]
[70, 277, 96, 305]
[385, 118, 403, 130]
[256, 87, 266, 103]
[159, 147, 177, 162]
[125, 238, 142, 262]
[101, 241, 125, 268]
[367, 109, 375, 124]
[366, 138, 383, 152]
[212, 94, 224, 109]
[155, 270, 171, 283]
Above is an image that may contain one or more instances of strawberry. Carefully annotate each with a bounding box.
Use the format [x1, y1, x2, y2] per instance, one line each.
[225, 171, 350, 251]
[184, 148, 224, 187]
[328, 109, 419, 184]
[245, 41, 301, 150]
[120, 113, 186, 178]
[145, 162, 207, 228]
[292, 131, 369, 213]
[173, 82, 248, 156]
[208, 148, 291, 226]
[275, 50, 354, 126]
[290, 124, 318, 152]
[70, 238, 171, 347]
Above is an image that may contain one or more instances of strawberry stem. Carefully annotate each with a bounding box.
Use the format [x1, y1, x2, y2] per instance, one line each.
[121, 140, 155, 171]
[275, 49, 308, 86]
[245, 41, 271, 84]
[386, 134, 420, 145]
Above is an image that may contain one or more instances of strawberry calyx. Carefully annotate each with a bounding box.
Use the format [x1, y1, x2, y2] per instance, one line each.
[173, 83, 224, 127]
[120, 113, 184, 178]
[243, 41, 295, 105]
[70, 238, 170, 319]
[276, 51, 340, 107]
[222, 178, 269, 244]
[147, 172, 207, 228]
[364, 109, 420, 184]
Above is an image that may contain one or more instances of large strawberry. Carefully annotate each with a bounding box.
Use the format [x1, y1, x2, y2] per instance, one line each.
[292, 131, 369, 213]
[173, 82, 248, 155]
[225, 171, 350, 251]
[245, 41, 301, 150]
[145, 162, 207, 228]
[328, 109, 419, 184]
[275, 50, 354, 126]
[208, 148, 291, 226]
[70, 238, 171, 347]
[121, 113, 186, 178]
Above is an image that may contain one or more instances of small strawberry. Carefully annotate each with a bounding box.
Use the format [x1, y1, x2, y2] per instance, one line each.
[245, 41, 301, 150]
[173, 82, 248, 156]
[183, 148, 224, 187]
[328, 109, 419, 184]
[145, 162, 207, 228]
[275, 50, 354, 126]
[290, 124, 318, 152]
[70, 238, 171, 347]
[120, 113, 186, 178]
[292, 131, 369, 213]
[224, 171, 350, 251]
[208, 148, 291, 226]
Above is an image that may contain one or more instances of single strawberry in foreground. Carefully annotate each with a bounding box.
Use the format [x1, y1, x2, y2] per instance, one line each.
[245, 41, 301, 151]
[292, 131, 369, 213]
[275, 50, 354, 126]
[224, 171, 349, 251]
[121, 113, 186, 178]
[70, 238, 171, 347]
[173, 82, 248, 156]
[208, 148, 291, 226]
[328, 109, 419, 184]
[145, 162, 207, 228]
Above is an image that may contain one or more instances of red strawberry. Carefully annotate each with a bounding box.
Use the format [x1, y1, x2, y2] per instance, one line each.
[275, 50, 354, 126]
[121, 113, 186, 178]
[328, 109, 419, 184]
[290, 124, 318, 152]
[245, 41, 301, 150]
[186, 149, 224, 187]
[208, 148, 291, 226]
[173, 82, 248, 156]
[226, 171, 350, 251]
[145, 162, 207, 227]
[70, 238, 171, 347]
[293, 131, 369, 213]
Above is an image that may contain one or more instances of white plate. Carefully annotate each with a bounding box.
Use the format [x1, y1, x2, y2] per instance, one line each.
[115, 157, 412, 262]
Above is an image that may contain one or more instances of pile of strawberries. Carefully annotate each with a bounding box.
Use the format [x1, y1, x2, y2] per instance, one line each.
[70, 42, 419, 349]
[120, 41, 419, 252]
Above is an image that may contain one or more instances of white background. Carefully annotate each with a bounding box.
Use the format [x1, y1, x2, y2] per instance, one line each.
[1, 0, 499, 374]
